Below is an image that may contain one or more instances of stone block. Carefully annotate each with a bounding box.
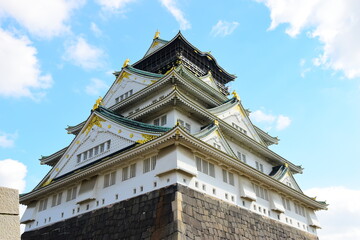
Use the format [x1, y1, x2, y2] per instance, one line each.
[0, 187, 19, 215]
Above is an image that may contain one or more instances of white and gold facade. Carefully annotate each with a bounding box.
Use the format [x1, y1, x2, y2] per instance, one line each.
[20, 32, 326, 235]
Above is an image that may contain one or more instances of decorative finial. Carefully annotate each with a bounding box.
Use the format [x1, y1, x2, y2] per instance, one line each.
[284, 163, 289, 168]
[123, 58, 130, 68]
[232, 90, 240, 101]
[154, 30, 160, 39]
[214, 119, 219, 126]
[93, 96, 103, 110]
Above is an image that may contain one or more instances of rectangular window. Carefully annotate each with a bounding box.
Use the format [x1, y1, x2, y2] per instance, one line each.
[185, 123, 191, 132]
[256, 161, 264, 172]
[77, 154, 81, 163]
[282, 197, 291, 211]
[196, 156, 215, 178]
[154, 118, 160, 126]
[222, 169, 235, 186]
[122, 167, 128, 181]
[51, 193, 62, 207]
[160, 115, 167, 126]
[151, 156, 157, 170]
[104, 171, 116, 188]
[228, 172, 234, 186]
[88, 149, 93, 158]
[129, 89, 133, 95]
[94, 146, 99, 155]
[143, 156, 157, 173]
[143, 158, 150, 173]
[38, 198, 48, 212]
[106, 140, 111, 150]
[83, 151, 87, 161]
[252, 183, 269, 201]
[130, 163, 136, 178]
[51, 194, 56, 207]
[100, 143, 105, 153]
[222, 169, 228, 183]
[115, 97, 119, 103]
[294, 203, 305, 216]
[209, 163, 215, 177]
[237, 151, 247, 163]
[66, 187, 77, 202]
[196, 157, 201, 171]
[202, 160, 209, 175]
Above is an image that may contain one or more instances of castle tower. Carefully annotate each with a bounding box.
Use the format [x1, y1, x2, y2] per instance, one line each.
[20, 32, 326, 239]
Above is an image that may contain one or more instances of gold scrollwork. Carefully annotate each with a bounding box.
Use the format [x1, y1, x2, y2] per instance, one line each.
[136, 134, 157, 144]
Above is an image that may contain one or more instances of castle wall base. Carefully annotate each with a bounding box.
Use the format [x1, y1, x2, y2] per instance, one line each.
[22, 184, 318, 240]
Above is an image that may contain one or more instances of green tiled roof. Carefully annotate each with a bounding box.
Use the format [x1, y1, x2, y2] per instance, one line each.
[127, 66, 164, 78]
[95, 106, 171, 133]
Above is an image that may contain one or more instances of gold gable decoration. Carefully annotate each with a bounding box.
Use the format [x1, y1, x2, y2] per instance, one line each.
[82, 115, 106, 135]
[41, 178, 53, 187]
[92, 96, 103, 110]
[116, 71, 132, 84]
[123, 58, 130, 68]
[232, 90, 240, 101]
[136, 134, 158, 144]
[154, 30, 160, 39]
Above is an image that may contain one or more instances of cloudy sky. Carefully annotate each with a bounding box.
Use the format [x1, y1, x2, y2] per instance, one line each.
[0, 0, 359, 238]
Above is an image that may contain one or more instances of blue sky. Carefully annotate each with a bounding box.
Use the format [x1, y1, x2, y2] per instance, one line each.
[0, 0, 359, 238]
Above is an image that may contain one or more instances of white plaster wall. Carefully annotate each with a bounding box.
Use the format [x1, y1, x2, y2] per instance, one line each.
[122, 86, 173, 117]
[103, 71, 158, 108]
[174, 110, 203, 134]
[24, 146, 317, 235]
[227, 139, 273, 175]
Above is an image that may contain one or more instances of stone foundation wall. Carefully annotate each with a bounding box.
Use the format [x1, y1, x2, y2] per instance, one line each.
[0, 187, 20, 240]
[22, 184, 318, 240]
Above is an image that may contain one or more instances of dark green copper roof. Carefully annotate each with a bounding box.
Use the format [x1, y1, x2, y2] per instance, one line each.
[95, 106, 171, 133]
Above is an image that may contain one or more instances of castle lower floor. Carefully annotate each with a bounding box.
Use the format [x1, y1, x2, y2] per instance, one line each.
[21, 184, 319, 240]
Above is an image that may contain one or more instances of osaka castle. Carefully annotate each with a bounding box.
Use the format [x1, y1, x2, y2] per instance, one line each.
[20, 32, 327, 239]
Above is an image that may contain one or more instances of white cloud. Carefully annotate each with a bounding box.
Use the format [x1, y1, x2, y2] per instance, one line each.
[0, 0, 85, 38]
[211, 20, 239, 37]
[64, 37, 105, 69]
[85, 78, 109, 96]
[305, 186, 360, 240]
[95, 0, 136, 13]
[256, 0, 360, 79]
[90, 22, 102, 37]
[0, 131, 17, 148]
[0, 29, 52, 99]
[159, 0, 191, 30]
[0, 159, 27, 193]
[276, 114, 291, 130]
[250, 110, 291, 131]
[250, 110, 276, 123]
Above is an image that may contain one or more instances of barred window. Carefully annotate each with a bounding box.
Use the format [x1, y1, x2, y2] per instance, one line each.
[196, 156, 215, 177]
[104, 171, 117, 188]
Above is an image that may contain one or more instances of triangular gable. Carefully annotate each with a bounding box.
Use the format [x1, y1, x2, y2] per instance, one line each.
[208, 98, 265, 146]
[144, 38, 168, 57]
[102, 67, 163, 109]
[37, 109, 168, 189]
[193, 123, 236, 158]
[270, 165, 302, 192]
[199, 71, 221, 92]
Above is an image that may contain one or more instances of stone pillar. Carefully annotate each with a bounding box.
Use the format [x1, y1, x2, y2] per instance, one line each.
[0, 187, 20, 240]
